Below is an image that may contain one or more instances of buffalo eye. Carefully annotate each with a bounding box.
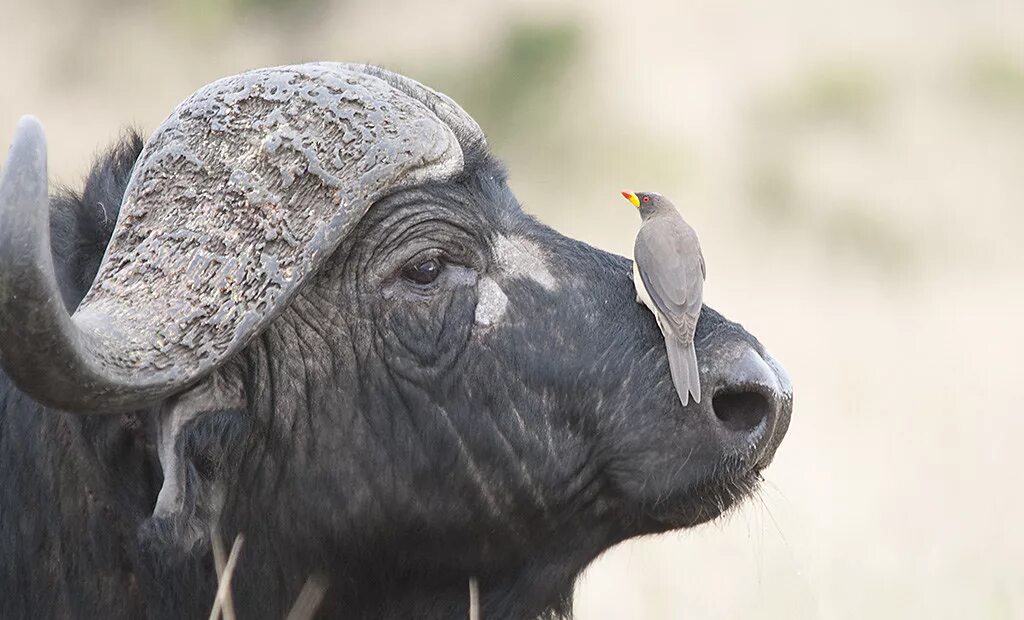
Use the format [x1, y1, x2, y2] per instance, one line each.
[402, 257, 443, 284]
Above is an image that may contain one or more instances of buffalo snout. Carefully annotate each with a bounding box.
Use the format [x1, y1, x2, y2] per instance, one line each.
[699, 329, 793, 468]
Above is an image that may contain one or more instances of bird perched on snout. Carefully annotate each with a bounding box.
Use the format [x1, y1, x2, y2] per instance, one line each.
[623, 191, 705, 406]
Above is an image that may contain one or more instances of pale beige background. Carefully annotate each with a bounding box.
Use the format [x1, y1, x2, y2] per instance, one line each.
[2, 0, 1022, 617]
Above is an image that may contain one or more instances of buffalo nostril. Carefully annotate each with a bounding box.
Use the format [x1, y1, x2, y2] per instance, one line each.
[711, 390, 771, 434]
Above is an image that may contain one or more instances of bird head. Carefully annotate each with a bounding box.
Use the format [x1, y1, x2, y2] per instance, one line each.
[621, 190, 667, 218]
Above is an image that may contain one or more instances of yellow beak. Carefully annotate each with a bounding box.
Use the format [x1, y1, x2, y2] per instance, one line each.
[621, 191, 641, 208]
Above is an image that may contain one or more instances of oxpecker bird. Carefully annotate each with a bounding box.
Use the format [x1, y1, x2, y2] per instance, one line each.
[623, 191, 705, 406]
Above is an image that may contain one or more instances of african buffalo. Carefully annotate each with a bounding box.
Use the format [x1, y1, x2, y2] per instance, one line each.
[0, 63, 792, 619]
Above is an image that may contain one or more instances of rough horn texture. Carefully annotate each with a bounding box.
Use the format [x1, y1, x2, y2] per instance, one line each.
[2, 63, 472, 412]
[357, 63, 486, 153]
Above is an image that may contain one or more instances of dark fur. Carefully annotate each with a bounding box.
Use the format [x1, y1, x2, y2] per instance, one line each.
[49, 131, 143, 310]
[0, 132, 781, 619]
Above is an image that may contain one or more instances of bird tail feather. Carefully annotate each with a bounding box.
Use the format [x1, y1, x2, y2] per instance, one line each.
[666, 338, 701, 406]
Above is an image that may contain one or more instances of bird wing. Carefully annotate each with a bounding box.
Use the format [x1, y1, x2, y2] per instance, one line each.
[634, 218, 705, 339]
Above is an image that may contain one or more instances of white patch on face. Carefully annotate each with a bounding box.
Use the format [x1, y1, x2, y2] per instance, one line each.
[474, 276, 509, 326]
[493, 234, 558, 291]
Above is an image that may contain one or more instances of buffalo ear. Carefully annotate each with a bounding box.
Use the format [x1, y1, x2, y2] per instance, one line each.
[146, 366, 248, 551]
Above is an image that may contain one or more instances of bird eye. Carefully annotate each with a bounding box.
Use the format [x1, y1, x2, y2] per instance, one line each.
[642, 196, 650, 203]
[402, 257, 443, 284]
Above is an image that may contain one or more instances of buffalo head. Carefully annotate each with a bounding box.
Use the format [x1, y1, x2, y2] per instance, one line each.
[0, 63, 791, 618]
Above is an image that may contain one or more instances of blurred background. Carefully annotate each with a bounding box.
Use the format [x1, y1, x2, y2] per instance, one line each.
[2, 0, 1022, 617]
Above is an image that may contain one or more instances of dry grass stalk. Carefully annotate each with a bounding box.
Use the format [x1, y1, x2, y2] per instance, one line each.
[208, 534, 244, 620]
[211, 523, 237, 620]
[285, 575, 328, 620]
[469, 576, 480, 620]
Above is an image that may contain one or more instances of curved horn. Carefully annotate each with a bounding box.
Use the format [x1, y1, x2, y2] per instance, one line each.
[0, 64, 475, 413]
[347, 64, 486, 151]
[0, 117, 149, 410]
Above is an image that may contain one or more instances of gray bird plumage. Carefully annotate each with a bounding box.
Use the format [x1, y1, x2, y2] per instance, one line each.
[628, 191, 705, 406]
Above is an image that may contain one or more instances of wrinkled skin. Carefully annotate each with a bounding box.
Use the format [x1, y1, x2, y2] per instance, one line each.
[0, 134, 790, 619]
